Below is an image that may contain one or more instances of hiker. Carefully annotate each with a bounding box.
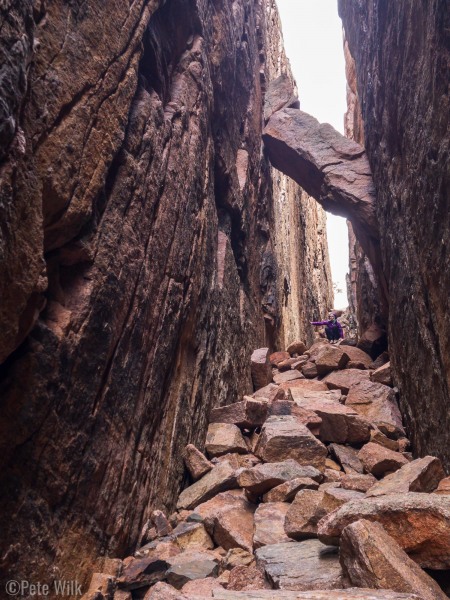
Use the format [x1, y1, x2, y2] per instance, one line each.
[310, 312, 344, 344]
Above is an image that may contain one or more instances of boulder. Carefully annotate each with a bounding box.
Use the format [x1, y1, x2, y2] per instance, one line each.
[183, 445, 213, 480]
[270, 351, 291, 367]
[301, 362, 318, 379]
[290, 388, 343, 405]
[254, 416, 327, 469]
[237, 460, 322, 495]
[317, 492, 450, 568]
[328, 444, 364, 474]
[286, 340, 307, 355]
[321, 487, 364, 513]
[315, 346, 349, 375]
[253, 383, 280, 401]
[171, 522, 214, 551]
[340, 519, 448, 600]
[209, 399, 268, 429]
[222, 548, 255, 570]
[284, 490, 327, 539]
[227, 565, 271, 591]
[212, 453, 260, 470]
[181, 577, 224, 597]
[263, 477, 319, 503]
[152, 510, 172, 537]
[357, 323, 387, 359]
[205, 424, 249, 457]
[434, 476, 450, 495]
[255, 540, 344, 590]
[341, 346, 372, 369]
[358, 443, 409, 478]
[177, 462, 239, 510]
[366, 456, 446, 497]
[268, 400, 322, 436]
[370, 361, 393, 386]
[273, 370, 304, 384]
[323, 369, 371, 394]
[254, 502, 291, 548]
[135, 538, 180, 560]
[277, 357, 305, 371]
[166, 550, 219, 589]
[251, 348, 272, 390]
[143, 582, 184, 599]
[345, 380, 404, 438]
[117, 556, 169, 590]
[369, 429, 400, 452]
[195, 491, 255, 553]
[340, 473, 377, 493]
[280, 379, 329, 392]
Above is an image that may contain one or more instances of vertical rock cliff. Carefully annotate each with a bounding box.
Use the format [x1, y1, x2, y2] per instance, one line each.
[339, 1, 450, 462]
[0, 0, 331, 586]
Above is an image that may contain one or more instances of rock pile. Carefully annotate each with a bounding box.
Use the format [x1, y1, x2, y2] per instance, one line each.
[82, 342, 450, 600]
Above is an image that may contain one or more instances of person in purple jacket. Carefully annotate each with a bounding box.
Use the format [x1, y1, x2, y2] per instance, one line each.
[310, 312, 344, 344]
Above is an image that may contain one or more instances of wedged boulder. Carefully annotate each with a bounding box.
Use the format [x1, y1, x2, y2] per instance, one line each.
[315, 346, 349, 375]
[357, 324, 387, 359]
[270, 351, 291, 367]
[341, 346, 372, 369]
[254, 416, 327, 469]
[264, 74, 300, 123]
[117, 556, 169, 590]
[263, 477, 319, 503]
[166, 550, 220, 589]
[340, 519, 448, 600]
[251, 348, 272, 390]
[317, 492, 450, 568]
[323, 369, 371, 394]
[207, 590, 422, 599]
[253, 503, 291, 548]
[184, 445, 213, 481]
[205, 424, 249, 457]
[328, 444, 364, 474]
[255, 540, 344, 590]
[366, 456, 445, 497]
[345, 380, 404, 438]
[209, 399, 268, 429]
[195, 491, 255, 553]
[286, 340, 307, 355]
[273, 370, 304, 384]
[177, 462, 239, 510]
[370, 361, 393, 386]
[340, 473, 377, 493]
[237, 460, 322, 496]
[358, 443, 408, 478]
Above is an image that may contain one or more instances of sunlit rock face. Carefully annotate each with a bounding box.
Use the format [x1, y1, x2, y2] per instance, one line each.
[339, 0, 450, 464]
[0, 0, 331, 586]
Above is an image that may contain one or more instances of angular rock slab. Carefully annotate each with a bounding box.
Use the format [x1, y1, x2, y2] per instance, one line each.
[270, 351, 292, 367]
[341, 346, 373, 369]
[340, 519, 448, 600]
[324, 369, 371, 394]
[366, 456, 445, 497]
[209, 398, 268, 429]
[254, 416, 327, 470]
[211, 591, 422, 600]
[370, 361, 393, 386]
[184, 445, 213, 481]
[315, 345, 349, 375]
[358, 442, 408, 477]
[205, 423, 249, 457]
[273, 370, 304, 384]
[166, 550, 219, 589]
[286, 340, 307, 355]
[117, 556, 169, 590]
[177, 462, 238, 510]
[263, 477, 319, 503]
[317, 492, 450, 569]
[251, 348, 272, 390]
[255, 540, 343, 590]
[253, 502, 291, 549]
[237, 460, 322, 496]
[329, 444, 364, 474]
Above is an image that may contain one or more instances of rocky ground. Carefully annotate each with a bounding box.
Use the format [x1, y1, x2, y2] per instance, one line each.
[82, 339, 450, 599]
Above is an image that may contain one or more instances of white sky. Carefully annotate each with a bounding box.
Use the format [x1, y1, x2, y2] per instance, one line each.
[276, 0, 349, 309]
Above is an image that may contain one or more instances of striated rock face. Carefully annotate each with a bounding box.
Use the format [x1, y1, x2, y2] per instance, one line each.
[0, 0, 332, 587]
[339, 0, 450, 464]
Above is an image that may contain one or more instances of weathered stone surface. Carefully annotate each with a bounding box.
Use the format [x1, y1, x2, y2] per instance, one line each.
[370, 362, 393, 386]
[117, 556, 169, 590]
[135, 538, 180, 561]
[212, 453, 260, 471]
[358, 443, 408, 478]
[166, 551, 219, 589]
[329, 444, 364, 475]
[340, 473, 376, 493]
[369, 429, 399, 452]
[254, 416, 327, 469]
[253, 384, 280, 401]
[366, 456, 445, 497]
[209, 400, 268, 430]
[346, 380, 404, 438]
[339, 1, 450, 469]
[263, 478, 319, 503]
[285, 490, 327, 540]
[290, 389, 343, 406]
[212, 591, 421, 600]
[340, 519, 448, 600]
[227, 565, 271, 592]
[273, 371, 304, 385]
[341, 347, 372, 370]
[324, 370, 371, 394]
[152, 510, 172, 537]
[251, 349, 273, 390]
[264, 74, 300, 123]
[171, 522, 214, 552]
[205, 424, 249, 458]
[177, 462, 238, 510]
[222, 548, 255, 570]
[254, 503, 291, 549]
[255, 540, 343, 590]
[315, 346, 349, 375]
[184, 445, 214, 481]
[317, 493, 450, 568]
[270, 352, 291, 367]
[286, 341, 307, 356]
[322, 488, 364, 512]
[237, 461, 322, 496]
[181, 577, 224, 597]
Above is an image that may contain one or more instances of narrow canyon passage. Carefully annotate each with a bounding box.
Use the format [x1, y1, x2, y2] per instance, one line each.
[0, 0, 448, 598]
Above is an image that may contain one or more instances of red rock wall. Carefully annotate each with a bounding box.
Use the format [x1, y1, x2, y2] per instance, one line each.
[339, 0, 450, 464]
[0, 0, 331, 586]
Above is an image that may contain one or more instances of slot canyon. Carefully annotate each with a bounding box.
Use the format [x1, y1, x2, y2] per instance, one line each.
[0, 1, 448, 599]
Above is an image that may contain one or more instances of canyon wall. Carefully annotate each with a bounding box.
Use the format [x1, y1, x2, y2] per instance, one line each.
[339, 1, 450, 464]
[0, 0, 331, 587]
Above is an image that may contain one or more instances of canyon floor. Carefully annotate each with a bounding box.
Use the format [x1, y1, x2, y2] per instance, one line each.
[81, 340, 450, 600]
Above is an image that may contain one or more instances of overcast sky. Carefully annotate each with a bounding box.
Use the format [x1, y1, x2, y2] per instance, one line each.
[276, 0, 349, 309]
